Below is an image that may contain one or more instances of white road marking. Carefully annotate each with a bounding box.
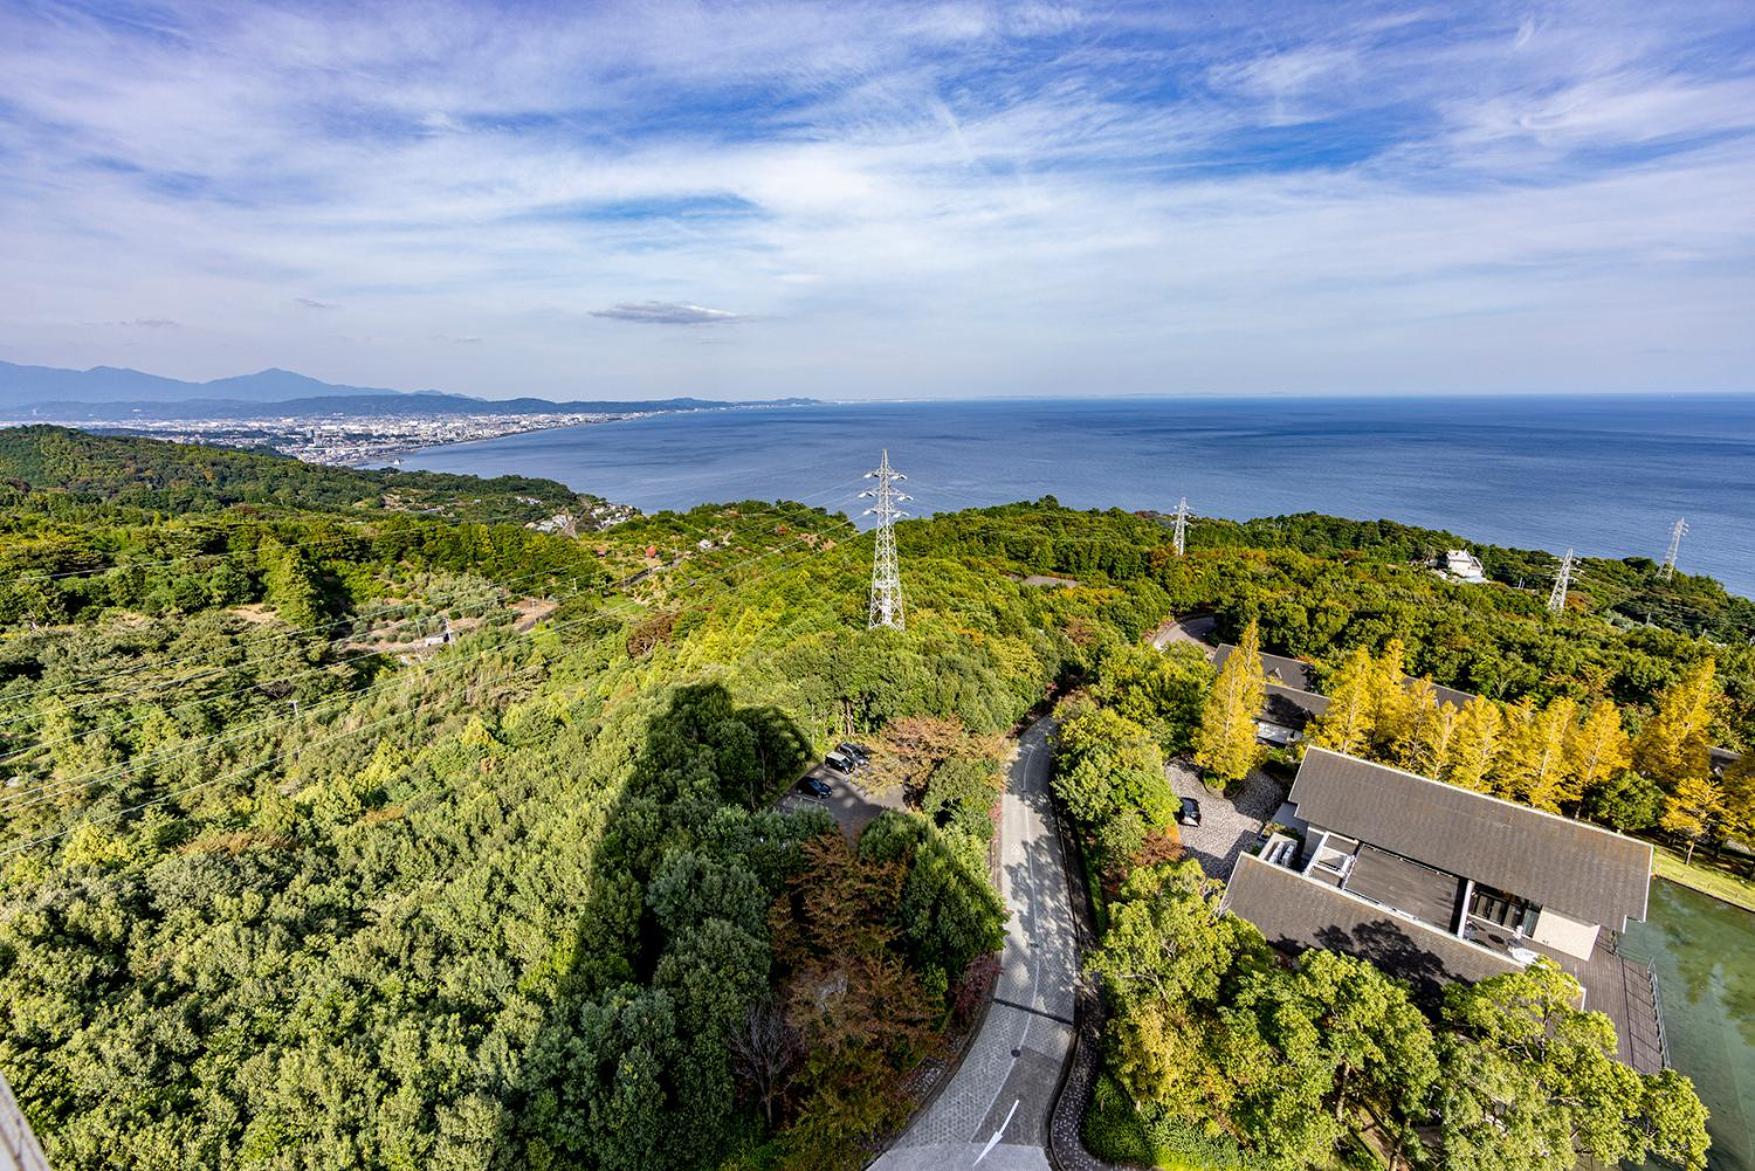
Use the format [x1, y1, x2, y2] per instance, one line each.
[973, 1099, 1021, 1164]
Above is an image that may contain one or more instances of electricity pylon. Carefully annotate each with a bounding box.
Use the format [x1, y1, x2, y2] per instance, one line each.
[862, 450, 908, 630]
[1662, 518, 1687, 579]
[1547, 548, 1576, 614]
[1171, 496, 1192, 556]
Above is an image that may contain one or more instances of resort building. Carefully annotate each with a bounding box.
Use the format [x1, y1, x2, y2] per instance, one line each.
[1221, 747, 1667, 1073]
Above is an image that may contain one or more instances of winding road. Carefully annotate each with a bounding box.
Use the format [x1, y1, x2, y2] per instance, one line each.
[871, 718, 1078, 1171]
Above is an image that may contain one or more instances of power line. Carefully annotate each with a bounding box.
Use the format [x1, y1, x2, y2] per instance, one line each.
[861, 451, 907, 631]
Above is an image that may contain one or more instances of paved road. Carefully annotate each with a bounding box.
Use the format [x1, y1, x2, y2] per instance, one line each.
[872, 718, 1077, 1171]
[1150, 613, 1216, 651]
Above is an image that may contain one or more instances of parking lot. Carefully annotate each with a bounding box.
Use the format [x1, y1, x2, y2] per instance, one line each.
[1165, 758, 1284, 879]
[776, 763, 902, 839]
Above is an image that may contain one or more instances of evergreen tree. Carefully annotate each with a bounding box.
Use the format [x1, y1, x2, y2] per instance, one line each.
[1633, 659, 1719, 790]
[1446, 696, 1503, 792]
[1194, 619, 1266, 784]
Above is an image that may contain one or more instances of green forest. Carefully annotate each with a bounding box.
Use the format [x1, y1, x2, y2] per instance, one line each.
[0, 428, 1746, 1170]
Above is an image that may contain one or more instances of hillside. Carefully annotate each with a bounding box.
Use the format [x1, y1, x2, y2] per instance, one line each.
[0, 359, 818, 416]
[0, 431, 1743, 1171]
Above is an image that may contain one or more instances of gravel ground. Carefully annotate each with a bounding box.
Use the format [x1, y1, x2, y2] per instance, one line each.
[1165, 758, 1285, 879]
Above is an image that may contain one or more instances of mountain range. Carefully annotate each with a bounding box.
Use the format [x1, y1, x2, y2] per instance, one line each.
[0, 360, 814, 418]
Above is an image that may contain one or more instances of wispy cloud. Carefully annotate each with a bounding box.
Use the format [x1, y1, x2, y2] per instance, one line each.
[0, 1, 1750, 397]
[590, 301, 746, 326]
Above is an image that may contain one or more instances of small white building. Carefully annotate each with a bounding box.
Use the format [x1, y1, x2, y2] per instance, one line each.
[1438, 549, 1487, 584]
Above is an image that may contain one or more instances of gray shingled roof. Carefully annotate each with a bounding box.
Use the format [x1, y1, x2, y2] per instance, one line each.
[1214, 644, 1318, 692]
[1221, 853, 1518, 1001]
[1262, 685, 1330, 728]
[1289, 748, 1652, 930]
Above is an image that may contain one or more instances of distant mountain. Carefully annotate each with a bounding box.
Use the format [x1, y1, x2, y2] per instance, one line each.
[0, 360, 411, 407]
[0, 360, 815, 416]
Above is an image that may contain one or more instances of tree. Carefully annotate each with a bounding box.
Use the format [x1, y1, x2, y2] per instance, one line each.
[1086, 860, 1261, 1013]
[1092, 641, 1213, 754]
[1497, 696, 1578, 811]
[1446, 696, 1503, 792]
[1054, 705, 1175, 829]
[1581, 769, 1666, 834]
[1722, 753, 1755, 848]
[1194, 619, 1266, 784]
[730, 998, 802, 1128]
[258, 535, 325, 627]
[1396, 679, 1458, 778]
[1568, 701, 1632, 793]
[861, 812, 1006, 991]
[1634, 659, 1718, 790]
[1222, 950, 1438, 1171]
[1440, 960, 1709, 1171]
[1661, 774, 1723, 864]
[1309, 646, 1376, 757]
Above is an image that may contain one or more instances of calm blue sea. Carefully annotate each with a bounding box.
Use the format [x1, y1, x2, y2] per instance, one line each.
[394, 395, 1755, 598]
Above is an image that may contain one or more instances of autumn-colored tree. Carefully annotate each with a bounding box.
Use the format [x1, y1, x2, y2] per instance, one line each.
[1722, 754, 1755, 847]
[1661, 775, 1724, 865]
[1368, 638, 1416, 753]
[1568, 702, 1632, 794]
[1633, 659, 1719, 790]
[1310, 645, 1376, 757]
[1446, 696, 1503, 793]
[1497, 697, 1578, 811]
[1194, 619, 1267, 784]
[864, 714, 993, 802]
[1396, 679, 1459, 778]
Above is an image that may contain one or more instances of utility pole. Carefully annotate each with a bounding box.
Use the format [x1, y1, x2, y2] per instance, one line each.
[862, 450, 908, 630]
[1547, 548, 1575, 614]
[1662, 518, 1687, 580]
[1171, 496, 1191, 556]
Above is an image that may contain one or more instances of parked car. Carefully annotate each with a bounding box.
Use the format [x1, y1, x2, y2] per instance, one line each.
[1177, 796, 1202, 827]
[802, 776, 832, 798]
[837, 742, 872, 764]
[824, 751, 855, 773]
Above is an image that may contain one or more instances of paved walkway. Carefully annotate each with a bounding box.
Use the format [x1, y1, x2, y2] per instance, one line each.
[1164, 759, 1282, 880]
[872, 718, 1077, 1169]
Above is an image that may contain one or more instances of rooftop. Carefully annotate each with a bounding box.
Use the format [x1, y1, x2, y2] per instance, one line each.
[1289, 748, 1653, 930]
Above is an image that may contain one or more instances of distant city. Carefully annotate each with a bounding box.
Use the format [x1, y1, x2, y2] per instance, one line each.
[0, 359, 817, 466]
[39, 409, 639, 466]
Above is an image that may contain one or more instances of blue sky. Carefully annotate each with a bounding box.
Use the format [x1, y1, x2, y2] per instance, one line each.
[1, 0, 1753, 400]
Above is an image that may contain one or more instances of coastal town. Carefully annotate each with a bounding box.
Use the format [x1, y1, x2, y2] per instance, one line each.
[0, 407, 633, 466]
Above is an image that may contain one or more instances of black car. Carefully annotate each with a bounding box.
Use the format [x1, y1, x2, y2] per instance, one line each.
[837, 742, 872, 764]
[802, 776, 832, 798]
[1177, 796, 1202, 827]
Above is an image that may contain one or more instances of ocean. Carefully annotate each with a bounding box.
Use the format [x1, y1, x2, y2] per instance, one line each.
[392, 395, 1755, 598]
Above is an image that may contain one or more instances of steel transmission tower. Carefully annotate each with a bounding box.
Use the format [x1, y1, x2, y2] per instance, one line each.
[1662, 518, 1687, 579]
[1547, 548, 1576, 614]
[862, 450, 909, 630]
[1171, 497, 1191, 556]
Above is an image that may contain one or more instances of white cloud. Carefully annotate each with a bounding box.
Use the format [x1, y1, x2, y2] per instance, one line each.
[0, 1, 1750, 398]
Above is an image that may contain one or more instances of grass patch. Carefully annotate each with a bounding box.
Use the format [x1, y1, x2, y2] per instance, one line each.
[1653, 844, 1755, 913]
